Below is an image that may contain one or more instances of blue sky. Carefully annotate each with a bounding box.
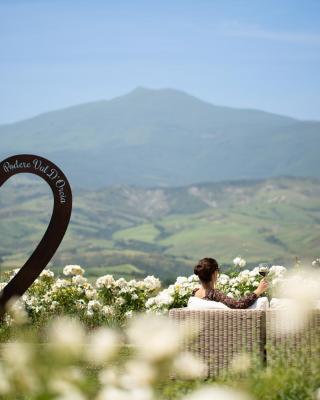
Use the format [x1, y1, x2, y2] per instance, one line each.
[1, 0, 320, 123]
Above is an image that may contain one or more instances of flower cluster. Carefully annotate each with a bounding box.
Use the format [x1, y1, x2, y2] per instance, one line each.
[1, 267, 161, 327]
[233, 256, 247, 268]
[146, 275, 200, 314]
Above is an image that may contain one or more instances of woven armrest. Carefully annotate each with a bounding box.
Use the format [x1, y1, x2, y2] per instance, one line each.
[266, 309, 320, 366]
[169, 308, 266, 377]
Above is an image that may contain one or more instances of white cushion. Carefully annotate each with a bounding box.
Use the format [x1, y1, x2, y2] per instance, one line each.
[187, 296, 269, 310]
[187, 296, 229, 310]
[248, 297, 269, 310]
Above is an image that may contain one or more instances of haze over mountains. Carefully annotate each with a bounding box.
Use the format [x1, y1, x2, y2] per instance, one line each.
[1, 88, 319, 188]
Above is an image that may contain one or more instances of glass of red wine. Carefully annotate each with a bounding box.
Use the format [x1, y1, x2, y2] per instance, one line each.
[258, 263, 269, 277]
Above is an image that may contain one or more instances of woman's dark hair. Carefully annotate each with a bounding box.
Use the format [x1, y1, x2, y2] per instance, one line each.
[194, 258, 219, 282]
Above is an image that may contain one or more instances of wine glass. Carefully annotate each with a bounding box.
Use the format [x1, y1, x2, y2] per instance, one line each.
[258, 263, 269, 277]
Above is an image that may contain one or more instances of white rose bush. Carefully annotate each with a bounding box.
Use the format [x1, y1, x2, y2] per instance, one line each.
[1, 266, 161, 328]
[0, 259, 291, 326]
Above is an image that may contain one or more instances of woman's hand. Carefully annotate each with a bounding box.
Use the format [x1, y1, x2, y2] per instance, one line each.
[254, 278, 269, 296]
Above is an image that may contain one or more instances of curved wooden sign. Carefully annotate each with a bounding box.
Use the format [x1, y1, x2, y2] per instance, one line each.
[0, 155, 72, 316]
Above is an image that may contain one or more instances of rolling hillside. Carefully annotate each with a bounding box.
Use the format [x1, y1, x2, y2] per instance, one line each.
[1, 176, 319, 282]
[1, 87, 319, 188]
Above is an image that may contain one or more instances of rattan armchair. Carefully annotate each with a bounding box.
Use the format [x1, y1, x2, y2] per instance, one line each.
[169, 308, 266, 377]
[266, 309, 320, 367]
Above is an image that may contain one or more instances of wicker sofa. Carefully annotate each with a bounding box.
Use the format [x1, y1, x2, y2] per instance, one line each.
[266, 309, 320, 367]
[169, 308, 320, 377]
[169, 308, 266, 377]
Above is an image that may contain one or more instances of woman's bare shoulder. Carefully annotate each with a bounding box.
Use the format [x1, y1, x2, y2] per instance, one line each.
[192, 287, 203, 298]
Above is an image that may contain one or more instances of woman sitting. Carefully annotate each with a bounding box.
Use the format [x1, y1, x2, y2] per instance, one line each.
[192, 257, 268, 309]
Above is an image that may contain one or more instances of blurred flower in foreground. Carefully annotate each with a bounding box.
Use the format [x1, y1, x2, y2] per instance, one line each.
[47, 316, 85, 357]
[183, 385, 253, 400]
[86, 327, 120, 365]
[127, 314, 184, 362]
[230, 353, 252, 374]
[173, 352, 207, 379]
[5, 296, 28, 325]
[273, 268, 320, 334]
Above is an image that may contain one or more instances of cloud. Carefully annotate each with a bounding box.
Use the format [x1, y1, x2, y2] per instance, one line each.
[218, 21, 320, 45]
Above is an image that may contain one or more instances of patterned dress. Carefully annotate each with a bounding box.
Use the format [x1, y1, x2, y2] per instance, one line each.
[192, 287, 258, 309]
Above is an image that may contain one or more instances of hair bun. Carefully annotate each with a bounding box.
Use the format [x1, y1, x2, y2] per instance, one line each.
[194, 265, 201, 276]
[193, 258, 219, 283]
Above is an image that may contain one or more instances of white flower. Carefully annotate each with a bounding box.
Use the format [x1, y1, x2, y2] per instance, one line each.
[52, 278, 71, 290]
[183, 385, 252, 400]
[143, 275, 161, 291]
[50, 301, 59, 311]
[48, 317, 85, 356]
[97, 387, 153, 400]
[63, 265, 84, 276]
[121, 360, 156, 387]
[239, 259, 246, 268]
[86, 327, 119, 365]
[125, 310, 133, 319]
[85, 288, 97, 300]
[87, 300, 102, 316]
[49, 379, 86, 400]
[96, 274, 115, 289]
[115, 278, 127, 289]
[127, 314, 182, 362]
[188, 274, 199, 283]
[75, 300, 86, 311]
[5, 297, 28, 325]
[233, 257, 246, 268]
[145, 298, 156, 308]
[269, 265, 286, 276]
[102, 305, 115, 317]
[2, 341, 33, 369]
[40, 269, 55, 279]
[273, 269, 320, 334]
[173, 352, 207, 379]
[176, 276, 188, 284]
[72, 275, 87, 286]
[115, 297, 126, 306]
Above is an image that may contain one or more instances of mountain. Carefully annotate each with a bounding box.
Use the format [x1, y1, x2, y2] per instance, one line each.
[1, 177, 320, 282]
[1, 87, 319, 188]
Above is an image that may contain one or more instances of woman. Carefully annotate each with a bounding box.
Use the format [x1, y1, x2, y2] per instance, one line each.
[192, 258, 268, 309]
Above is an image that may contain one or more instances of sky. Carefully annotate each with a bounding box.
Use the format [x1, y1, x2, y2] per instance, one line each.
[0, 0, 320, 124]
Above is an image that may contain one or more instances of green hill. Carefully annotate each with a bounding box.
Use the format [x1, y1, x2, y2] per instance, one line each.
[1, 177, 319, 282]
[1, 87, 319, 188]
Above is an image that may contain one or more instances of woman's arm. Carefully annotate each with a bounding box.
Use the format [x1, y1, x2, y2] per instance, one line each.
[206, 279, 269, 309]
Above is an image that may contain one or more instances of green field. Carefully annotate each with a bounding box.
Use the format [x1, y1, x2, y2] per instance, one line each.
[1, 176, 320, 282]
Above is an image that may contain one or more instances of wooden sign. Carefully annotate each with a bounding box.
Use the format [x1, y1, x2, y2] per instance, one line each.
[0, 155, 72, 316]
